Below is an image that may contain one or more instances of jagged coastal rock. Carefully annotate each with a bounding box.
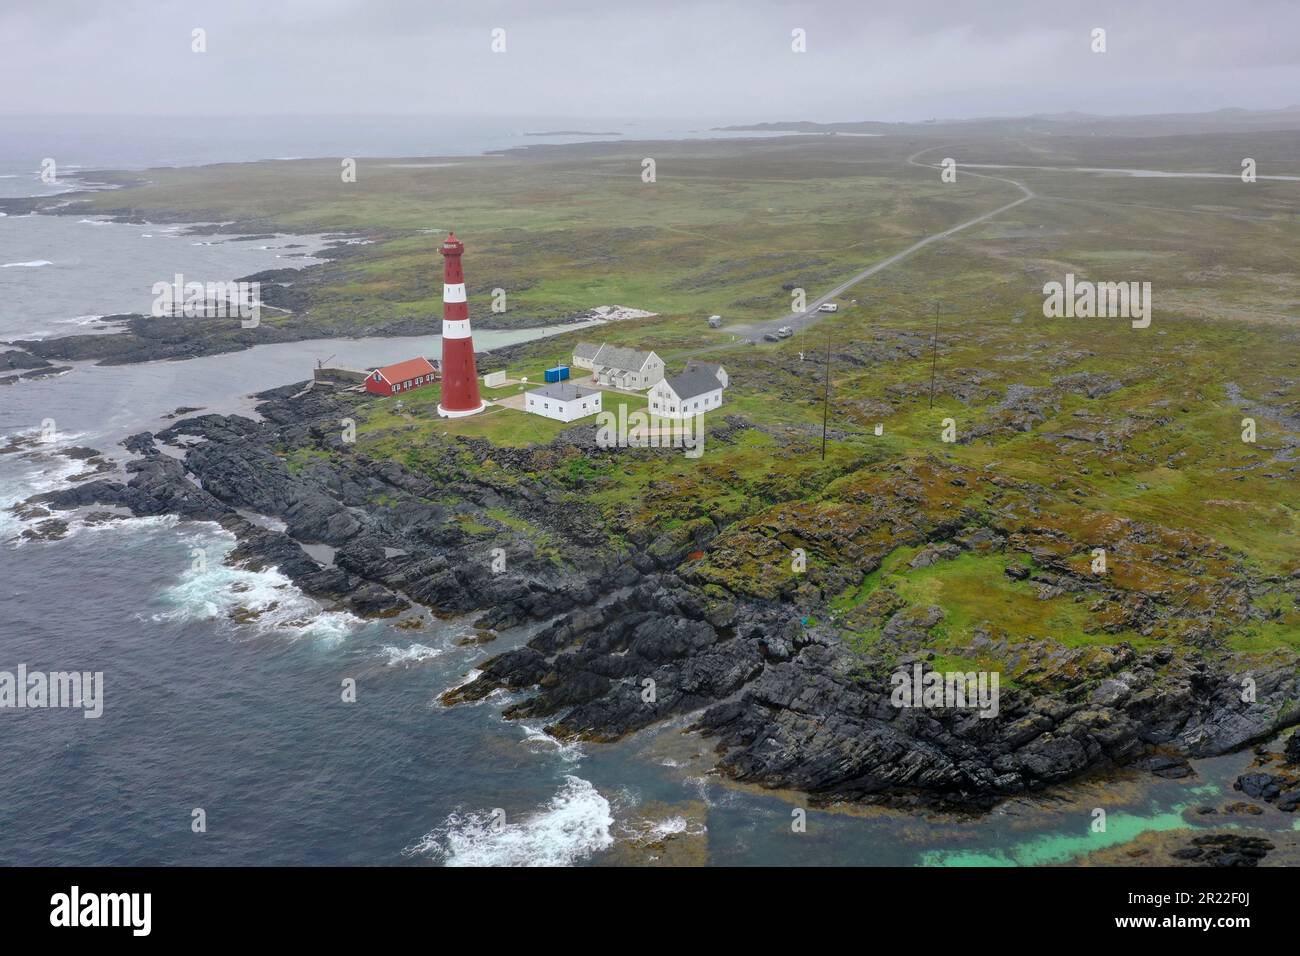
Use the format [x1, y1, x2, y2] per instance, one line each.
[23, 380, 1300, 811]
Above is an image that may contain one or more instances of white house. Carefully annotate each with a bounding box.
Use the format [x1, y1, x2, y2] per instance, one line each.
[524, 382, 603, 423]
[572, 342, 601, 370]
[648, 366, 725, 419]
[573, 343, 665, 390]
[684, 359, 728, 389]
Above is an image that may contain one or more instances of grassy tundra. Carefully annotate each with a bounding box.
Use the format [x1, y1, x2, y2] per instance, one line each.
[57, 129, 1300, 667]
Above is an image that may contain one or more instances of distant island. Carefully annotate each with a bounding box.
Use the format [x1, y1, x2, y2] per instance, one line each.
[715, 105, 1300, 137]
[526, 130, 623, 136]
[713, 120, 898, 134]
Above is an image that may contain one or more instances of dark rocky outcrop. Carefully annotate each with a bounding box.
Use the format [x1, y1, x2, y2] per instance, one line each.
[1171, 833, 1274, 867]
[19, 377, 1300, 812]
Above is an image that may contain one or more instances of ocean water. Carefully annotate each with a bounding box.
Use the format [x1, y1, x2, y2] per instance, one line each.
[0, 215, 331, 342]
[0, 113, 804, 199]
[1, 122, 1296, 866]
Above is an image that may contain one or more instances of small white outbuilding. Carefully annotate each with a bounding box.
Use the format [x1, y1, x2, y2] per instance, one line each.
[524, 382, 603, 423]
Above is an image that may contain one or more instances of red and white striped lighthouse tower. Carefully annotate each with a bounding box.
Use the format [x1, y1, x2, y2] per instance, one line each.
[436, 232, 486, 418]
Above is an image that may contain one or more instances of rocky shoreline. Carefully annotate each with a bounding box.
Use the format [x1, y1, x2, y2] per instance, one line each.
[14, 378, 1300, 812]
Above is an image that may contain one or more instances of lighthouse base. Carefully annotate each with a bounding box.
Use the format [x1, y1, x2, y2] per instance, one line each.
[437, 401, 487, 419]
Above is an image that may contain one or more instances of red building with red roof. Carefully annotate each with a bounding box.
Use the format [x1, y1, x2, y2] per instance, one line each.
[364, 356, 439, 397]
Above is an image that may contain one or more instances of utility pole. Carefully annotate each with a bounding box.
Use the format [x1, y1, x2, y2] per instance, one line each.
[928, 300, 941, 408]
[821, 323, 832, 460]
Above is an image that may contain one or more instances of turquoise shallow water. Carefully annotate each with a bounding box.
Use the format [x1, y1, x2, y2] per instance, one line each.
[923, 810, 1205, 867]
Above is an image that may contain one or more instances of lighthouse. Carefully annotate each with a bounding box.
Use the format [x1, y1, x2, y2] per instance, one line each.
[436, 232, 486, 418]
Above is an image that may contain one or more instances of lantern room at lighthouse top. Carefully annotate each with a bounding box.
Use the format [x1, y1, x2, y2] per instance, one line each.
[440, 232, 466, 282]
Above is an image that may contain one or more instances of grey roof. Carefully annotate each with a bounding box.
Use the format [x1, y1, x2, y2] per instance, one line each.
[663, 367, 724, 400]
[528, 382, 601, 402]
[685, 359, 724, 375]
[592, 344, 657, 372]
[573, 342, 601, 359]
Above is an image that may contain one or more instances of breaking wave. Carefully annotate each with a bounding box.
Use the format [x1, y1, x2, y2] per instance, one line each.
[0, 448, 91, 542]
[377, 642, 446, 666]
[404, 775, 614, 867]
[153, 533, 362, 643]
[520, 722, 584, 763]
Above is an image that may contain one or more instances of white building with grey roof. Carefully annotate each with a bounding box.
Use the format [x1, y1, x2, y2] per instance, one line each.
[572, 342, 602, 370]
[684, 359, 728, 389]
[524, 382, 604, 423]
[572, 342, 665, 390]
[648, 365, 726, 420]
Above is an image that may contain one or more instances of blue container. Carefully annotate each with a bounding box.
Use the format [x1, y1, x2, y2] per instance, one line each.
[544, 365, 570, 383]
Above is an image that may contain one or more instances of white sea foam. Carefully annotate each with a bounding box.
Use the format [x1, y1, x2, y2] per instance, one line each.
[36, 512, 185, 545]
[645, 815, 701, 839]
[520, 722, 584, 763]
[405, 775, 614, 867]
[1, 470, 78, 526]
[153, 542, 362, 642]
[378, 642, 445, 666]
[0, 448, 93, 542]
[441, 668, 482, 696]
[2, 260, 53, 268]
[682, 774, 735, 808]
[1, 426, 89, 448]
[54, 314, 105, 326]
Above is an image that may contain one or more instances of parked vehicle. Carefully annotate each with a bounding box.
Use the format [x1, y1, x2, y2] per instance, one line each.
[763, 332, 780, 342]
[708, 314, 722, 328]
[776, 326, 794, 338]
[818, 302, 839, 313]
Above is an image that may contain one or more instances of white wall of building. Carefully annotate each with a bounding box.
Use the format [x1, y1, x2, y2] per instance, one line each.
[525, 390, 603, 423]
[592, 353, 665, 390]
[648, 381, 723, 419]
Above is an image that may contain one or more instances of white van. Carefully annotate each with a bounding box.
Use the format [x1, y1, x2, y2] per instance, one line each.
[818, 303, 839, 313]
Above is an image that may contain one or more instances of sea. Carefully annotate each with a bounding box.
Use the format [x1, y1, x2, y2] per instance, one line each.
[0, 116, 1294, 865]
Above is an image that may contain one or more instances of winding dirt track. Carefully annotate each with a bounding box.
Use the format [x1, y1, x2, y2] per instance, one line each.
[676, 147, 1035, 358]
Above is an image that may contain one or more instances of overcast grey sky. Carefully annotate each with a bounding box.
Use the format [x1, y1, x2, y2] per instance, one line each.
[3, 0, 1297, 121]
